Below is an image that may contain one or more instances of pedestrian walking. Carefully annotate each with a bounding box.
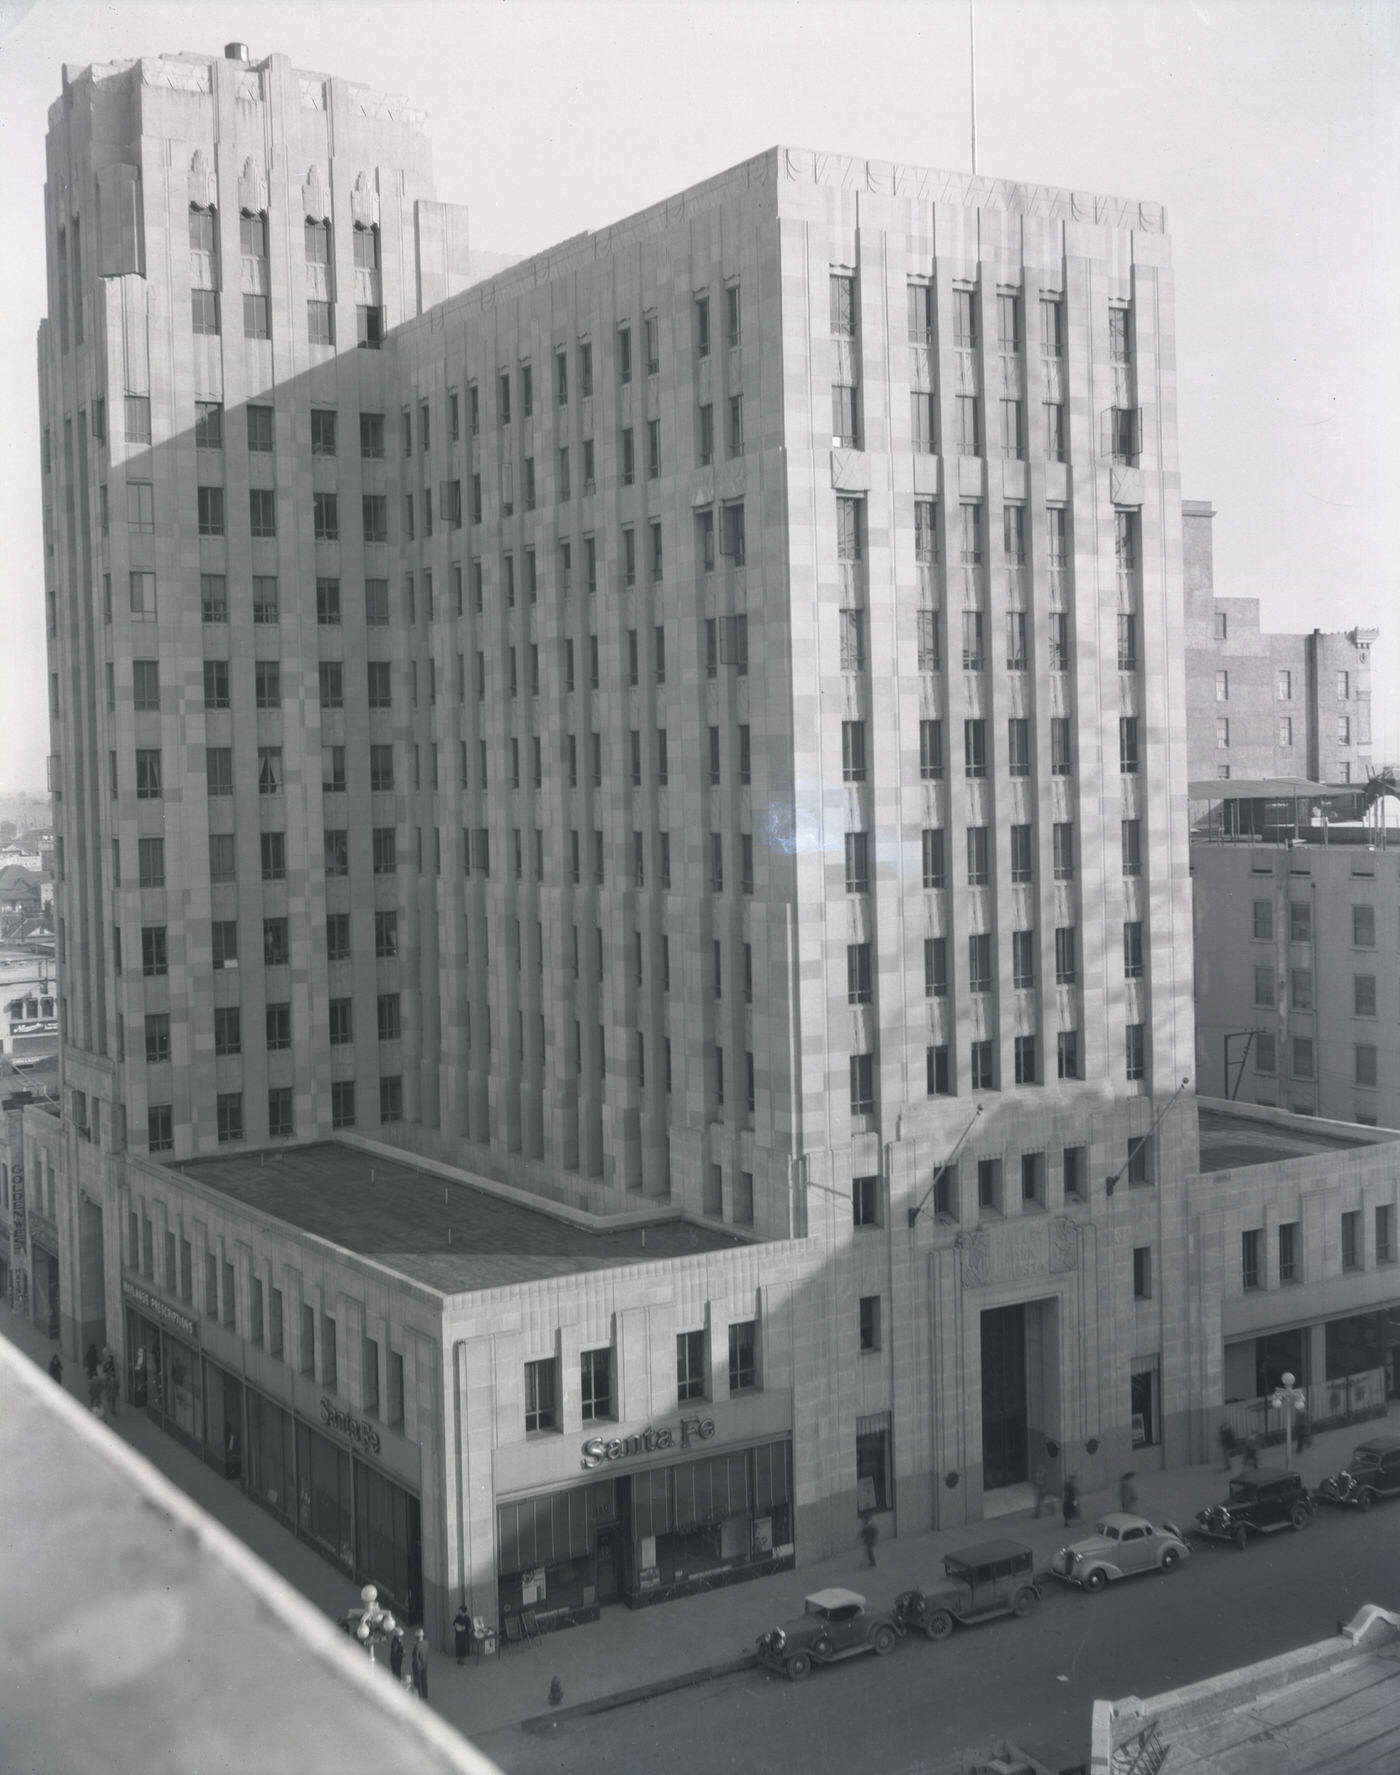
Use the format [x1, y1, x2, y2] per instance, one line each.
[859, 1513, 879, 1568]
[453, 1602, 473, 1666]
[1061, 1474, 1079, 1527]
[1242, 1434, 1260, 1470]
[48, 1352, 63, 1385]
[83, 1343, 98, 1382]
[388, 1629, 405, 1682]
[132, 1347, 149, 1408]
[1118, 1471, 1137, 1513]
[1218, 1422, 1237, 1472]
[102, 1365, 119, 1419]
[1032, 1462, 1049, 1518]
[88, 1372, 105, 1416]
[411, 1628, 429, 1700]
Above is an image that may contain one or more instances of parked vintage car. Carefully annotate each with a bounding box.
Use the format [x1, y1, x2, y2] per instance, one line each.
[1195, 1467, 1313, 1548]
[755, 1588, 903, 1681]
[893, 1538, 1041, 1640]
[1315, 1436, 1400, 1512]
[1050, 1513, 1192, 1592]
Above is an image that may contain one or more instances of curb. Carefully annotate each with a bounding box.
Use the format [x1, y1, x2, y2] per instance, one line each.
[519, 1651, 756, 1732]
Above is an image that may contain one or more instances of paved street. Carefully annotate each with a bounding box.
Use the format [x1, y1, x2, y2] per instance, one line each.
[479, 1508, 1400, 1774]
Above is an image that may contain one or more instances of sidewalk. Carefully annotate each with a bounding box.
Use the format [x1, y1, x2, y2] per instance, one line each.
[7, 1304, 1395, 1746]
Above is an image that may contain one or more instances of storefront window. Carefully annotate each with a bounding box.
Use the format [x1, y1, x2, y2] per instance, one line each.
[163, 1332, 202, 1449]
[203, 1360, 243, 1478]
[247, 1389, 295, 1524]
[296, 1421, 354, 1569]
[855, 1413, 891, 1513]
[354, 1461, 422, 1622]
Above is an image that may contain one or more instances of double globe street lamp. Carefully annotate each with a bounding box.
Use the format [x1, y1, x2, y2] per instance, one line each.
[353, 1583, 398, 1663]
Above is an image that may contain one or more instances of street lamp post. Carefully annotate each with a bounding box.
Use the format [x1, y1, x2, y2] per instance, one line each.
[353, 1583, 398, 1664]
[1270, 1371, 1307, 1471]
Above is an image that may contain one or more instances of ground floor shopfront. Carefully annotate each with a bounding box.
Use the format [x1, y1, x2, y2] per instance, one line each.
[1220, 1305, 1400, 1447]
[495, 1434, 794, 1634]
[121, 1277, 424, 1623]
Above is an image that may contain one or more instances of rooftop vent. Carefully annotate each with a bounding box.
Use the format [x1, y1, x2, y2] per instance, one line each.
[224, 42, 249, 62]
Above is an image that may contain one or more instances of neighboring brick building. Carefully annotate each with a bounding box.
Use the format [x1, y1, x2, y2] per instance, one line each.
[1183, 499, 1375, 787]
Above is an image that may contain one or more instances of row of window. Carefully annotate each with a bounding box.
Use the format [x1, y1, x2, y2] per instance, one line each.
[898, 1025, 1145, 1100]
[127, 1201, 406, 1422]
[1247, 1030, 1384, 1089]
[1252, 899, 1384, 948]
[1254, 966, 1388, 1020]
[910, 922, 1146, 999]
[1240, 1208, 1394, 1290]
[146, 1074, 399, 1154]
[525, 1315, 757, 1435]
[142, 993, 400, 1065]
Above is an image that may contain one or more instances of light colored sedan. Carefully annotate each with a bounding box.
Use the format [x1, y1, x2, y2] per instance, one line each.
[1049, 1512, 1191, 1592]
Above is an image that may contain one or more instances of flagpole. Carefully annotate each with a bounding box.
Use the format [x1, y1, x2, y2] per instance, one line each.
[969, 0, 978, 175]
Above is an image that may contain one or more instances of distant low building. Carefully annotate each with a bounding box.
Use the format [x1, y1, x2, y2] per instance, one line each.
[1184, 499, 1376, 788]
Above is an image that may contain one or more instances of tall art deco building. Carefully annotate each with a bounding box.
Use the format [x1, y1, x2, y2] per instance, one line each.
[30, 45, 1198, 1639]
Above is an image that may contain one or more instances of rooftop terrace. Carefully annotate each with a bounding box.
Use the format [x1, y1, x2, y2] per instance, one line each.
[1196, 1104, 1388, 1174]
[176, 1143, 746, 1294]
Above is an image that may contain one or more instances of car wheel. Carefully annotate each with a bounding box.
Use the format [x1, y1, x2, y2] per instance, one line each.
[786, 1651, 812, 1682]
[1083, 1568, 1108, 1594]
[1357, 1490, 1374, 1513]
[1012, 1587, 1040, 1618]
[811, 1635, 834, 1662]
[1160, 1548, 1180, 1572]
[925, 1611, 955, 1641]
[1234, 1526, 1249, 1551]
[872, 1625, 897, 1656]
[1290, 1503, 1310, 1530]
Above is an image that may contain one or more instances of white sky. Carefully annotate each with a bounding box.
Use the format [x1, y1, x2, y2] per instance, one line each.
[1, 0, 1396, 791]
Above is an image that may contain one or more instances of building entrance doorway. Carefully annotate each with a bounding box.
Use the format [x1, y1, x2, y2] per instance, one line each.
[981, 1304, 1028, 1490]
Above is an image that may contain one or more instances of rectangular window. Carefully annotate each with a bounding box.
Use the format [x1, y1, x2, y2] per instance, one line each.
[216, 1093, 243, 1145]
[850, 1053, 875, 1117]
[1355, 1044, 1378, 1088]
[968, 932, 992, 994]
[859, 1295, 881, 1354]
[1012, 929, 1034, 991]
[959, 502, 983, 564]
[1007, 718, 1030, 778]
[1252, 900, 1274, 940]
[138, 837, 165, 888]
[1124, 921, 1144, 980]
[1342, 1210, 1361, 1272]
[1354, 974, 1376, 1017]
[958, 717, 986, 781]
[1126, 1023, 1146, 1082]
[242, 294, 270, 340]
[1054, 925, 1078, 985]
[1119, 717, 1140, 775]
[922, 828, 946, 890]
[191, 288, 220, 334]
[1010, 825, 1033, 884]
[917, 608, 941, 672]
[727, 1320, 756, 1391]
[1006, 610, 1028, 671]
[676, 1331, 706, 1403]
[1376, 1205, 1394, 1264]
[197, 485, 224, 536]
[844, 831, 870, 894]
[1014, 1034, 1037, 1086]
[962, 610, 985, 671]
[1053, 822, 1075, 881]
[920, 718, 944, 781]
[578, 1347, 612, 1422]
[1353, 904, 1375, 947]
[1278, 1221, 1299, 1283]
[1122, 819, 1142, 878]
[970, 1039, 995, 1091]
[260, 832, 285, 881]
[1292, 1036, 1315, 1080]
[206, 749, 233, 797]
[1253, 964, 1275, 1007]
[925, 936, 948, 998]
[967, 825, 989, 886]
[1133, 1247, 1153, 1301]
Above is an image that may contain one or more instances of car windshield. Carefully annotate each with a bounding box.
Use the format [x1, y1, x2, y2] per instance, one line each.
[1094, 1521, 1120, 1539]
[1351, 1448, 1382, 1467]
[1227, 1479, 1259, 1501]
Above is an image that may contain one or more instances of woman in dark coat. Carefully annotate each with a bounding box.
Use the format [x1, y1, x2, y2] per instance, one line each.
[388, 1630, 405, 1681]
[453, 1603, 473, 1666]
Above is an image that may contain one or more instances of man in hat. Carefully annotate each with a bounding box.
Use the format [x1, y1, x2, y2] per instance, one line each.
[411, 1628, 429, 1700]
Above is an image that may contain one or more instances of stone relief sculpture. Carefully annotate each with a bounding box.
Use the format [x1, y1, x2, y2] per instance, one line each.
[238, 157, 267, 218]
[188, 149, 215, 211]
[1049, 1217, 1080, 1274]
[302, 166, 329, 223]
[351, 171, 378, 230]
[961, 1231, 992, 1289]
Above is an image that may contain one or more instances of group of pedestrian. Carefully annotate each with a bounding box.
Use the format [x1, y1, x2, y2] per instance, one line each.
[46, 1343, 118, 1421]
[82, 1343, 118, 1419]
[388, 1627, 429, 1699]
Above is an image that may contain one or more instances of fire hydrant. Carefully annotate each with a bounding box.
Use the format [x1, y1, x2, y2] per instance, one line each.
[548, 1674, 563, 1707]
